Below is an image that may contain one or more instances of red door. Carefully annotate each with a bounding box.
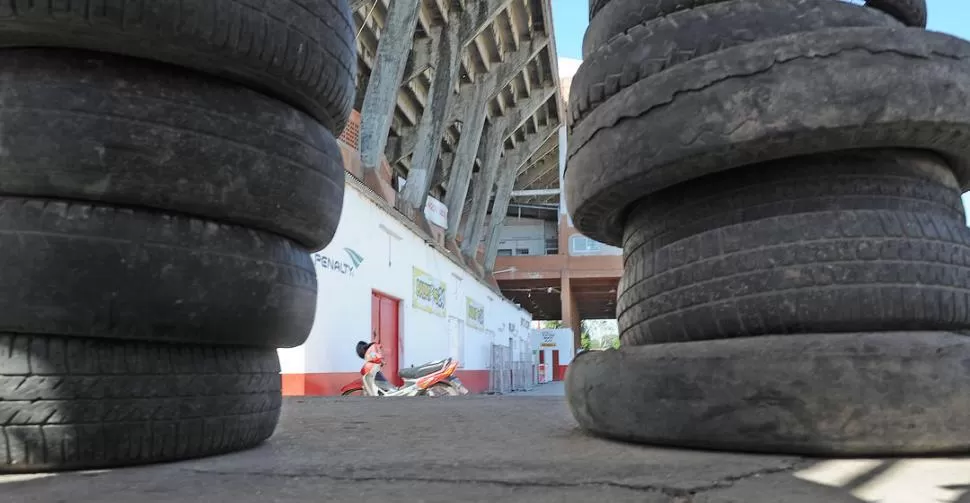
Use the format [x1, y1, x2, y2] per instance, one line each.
[371, 292, 401, 386]
[551, 350, 561, 382]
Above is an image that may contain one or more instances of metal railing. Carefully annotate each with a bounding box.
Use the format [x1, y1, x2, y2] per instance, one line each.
[488, 345, 536, 394]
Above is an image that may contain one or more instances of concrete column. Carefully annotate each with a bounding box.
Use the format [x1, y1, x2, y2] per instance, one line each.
[461, 119, 507, 261]
[443, 83, 490, 242]
[483, 123, 560, 271]
[358, 0, 420, 171]
[560, 273, 581, 354]
[400, 11, 463, 213]
[483, 158, 518, 273]
[349, 0, 371, 12]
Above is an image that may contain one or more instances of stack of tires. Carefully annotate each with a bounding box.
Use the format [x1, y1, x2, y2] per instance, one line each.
[565, 0, 970, 455]
[0, 1, 355, 471]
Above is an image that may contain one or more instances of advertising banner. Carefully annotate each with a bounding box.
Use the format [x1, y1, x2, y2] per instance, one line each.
[424, 196, 449, 229]
[466, 297, 485, 330]
[413, 267, 446, 317]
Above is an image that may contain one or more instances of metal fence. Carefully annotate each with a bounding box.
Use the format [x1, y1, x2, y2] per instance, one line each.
[487, 344, 536, 394]
[511, 361, 536, 392]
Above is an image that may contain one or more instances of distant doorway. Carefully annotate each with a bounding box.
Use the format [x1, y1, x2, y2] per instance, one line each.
[551, 350, 561, 382]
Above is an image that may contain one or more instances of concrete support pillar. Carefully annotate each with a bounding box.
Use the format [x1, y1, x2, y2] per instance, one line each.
[443, 83, 490, 241]
[358, 1, 421, 171]
[461, 119, 507, 261]
[400, 12, 463, 213]
[483, 158, 518, 273]
[349, 0, 371, 12]
[560, 273, 581, 354]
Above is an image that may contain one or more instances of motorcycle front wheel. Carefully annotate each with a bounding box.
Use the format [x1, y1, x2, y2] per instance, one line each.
[341, 388, 364, 396]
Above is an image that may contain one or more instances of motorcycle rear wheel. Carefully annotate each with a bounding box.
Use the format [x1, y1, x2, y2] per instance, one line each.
[425, 383, 461, 397]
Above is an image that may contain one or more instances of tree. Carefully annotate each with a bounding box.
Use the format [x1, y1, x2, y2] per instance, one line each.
[582, 319, 620, 349]
[580, 324, 592, 351]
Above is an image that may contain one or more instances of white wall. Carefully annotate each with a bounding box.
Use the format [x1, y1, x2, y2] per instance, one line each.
[529, 328, 575, 367]
[278, 183, 532, 375]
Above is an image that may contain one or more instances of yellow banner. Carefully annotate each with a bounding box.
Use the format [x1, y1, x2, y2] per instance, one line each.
[466, 297, 485, 330]
[413, 267, 446, 317]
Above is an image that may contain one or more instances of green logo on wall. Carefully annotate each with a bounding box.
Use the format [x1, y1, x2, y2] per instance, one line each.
[344, 248, 364, 268]
[314, 247, 364, 276]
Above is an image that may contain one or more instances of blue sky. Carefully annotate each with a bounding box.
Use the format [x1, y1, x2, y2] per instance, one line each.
[551, 0, 968, 60]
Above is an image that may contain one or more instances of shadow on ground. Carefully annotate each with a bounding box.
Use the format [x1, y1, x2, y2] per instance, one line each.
[2, 397, 969, 503]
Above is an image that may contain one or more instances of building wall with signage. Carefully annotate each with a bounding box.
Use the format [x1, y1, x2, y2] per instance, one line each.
[529, 328, 575, 382]
[279, 182, 533, 395]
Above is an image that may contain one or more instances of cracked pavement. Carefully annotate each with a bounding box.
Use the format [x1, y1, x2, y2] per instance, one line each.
[3, 396, 969, 502]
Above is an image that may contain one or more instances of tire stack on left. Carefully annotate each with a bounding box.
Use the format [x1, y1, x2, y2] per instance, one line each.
[0, 1, 355, 472]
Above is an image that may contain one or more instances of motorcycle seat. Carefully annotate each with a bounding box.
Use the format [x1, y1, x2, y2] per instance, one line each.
[399, 359, 449, 379]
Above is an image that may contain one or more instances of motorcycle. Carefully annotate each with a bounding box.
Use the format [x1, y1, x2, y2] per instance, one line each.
[340, 342, 469, 397]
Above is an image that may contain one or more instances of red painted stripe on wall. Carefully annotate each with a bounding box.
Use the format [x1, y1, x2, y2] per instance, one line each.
[282, 370, 491, 396]
[554, 365, 568, 382]
[454, 370, 489, 394]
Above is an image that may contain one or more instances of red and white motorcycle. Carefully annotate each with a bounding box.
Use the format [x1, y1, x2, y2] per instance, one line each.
[340, 342, 469, 397]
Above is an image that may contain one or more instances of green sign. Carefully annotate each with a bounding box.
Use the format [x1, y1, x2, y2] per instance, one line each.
[413, 267, 446, 317]
[466, 297, 485, 330]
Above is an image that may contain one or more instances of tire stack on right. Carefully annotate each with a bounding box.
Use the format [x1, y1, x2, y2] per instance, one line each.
[0, 1, 355, 472]
[564, 0, 970, 455]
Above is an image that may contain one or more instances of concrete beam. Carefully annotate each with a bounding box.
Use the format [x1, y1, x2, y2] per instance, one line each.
[400, 15, 463, 212]
[462, 0, 516, 48]
[401, 37, 434, 84]
[500, 85, 556, 139]
[443, 83, 490, 239]
[511, 189, 560, 197]
[539, 0, 568, 126]
[484, 123, 560, 272]
[460, 119, 508, 260]
[517, 145, 559, 188]
[385, 126, 416, 164]
[392, 34, 550, 167]
[349, 0, 372, 13]
[358, 0, 421, 171]
[400, 0, 515, 90]
[401, 1, 516, 213]
[447, 35, 551, 125]
[455, 86, 554, 252]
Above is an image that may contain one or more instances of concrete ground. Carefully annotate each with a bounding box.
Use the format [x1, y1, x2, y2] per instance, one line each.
[4, 397, 970, 503]
[516, 381, 565, 396]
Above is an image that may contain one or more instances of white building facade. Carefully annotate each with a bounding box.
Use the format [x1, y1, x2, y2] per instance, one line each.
[279, 180, 533, 395]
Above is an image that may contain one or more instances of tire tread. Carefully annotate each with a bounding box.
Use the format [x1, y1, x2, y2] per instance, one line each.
[0, 334, 281, 472]
[0, 0, 355, 131]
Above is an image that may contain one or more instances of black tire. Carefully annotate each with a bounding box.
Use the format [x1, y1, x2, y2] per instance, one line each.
[341, 388, 364, 396]
[0, 198, 316, 348]
[565, 28, 970, 246]
[621, 149, 965, 262]
[585, 0, 926, 56]
[0, 49, 343, 251]
[566, 332, 970, 456]
[572, 0, 899, 126]
[866, 0, 927, 27]
[0, 0, 356, 132]
[586, 0, 720, 50]
[618, 210, 970, 345]
[425, 382, 461, 397]
[0, 334, 282, 472]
